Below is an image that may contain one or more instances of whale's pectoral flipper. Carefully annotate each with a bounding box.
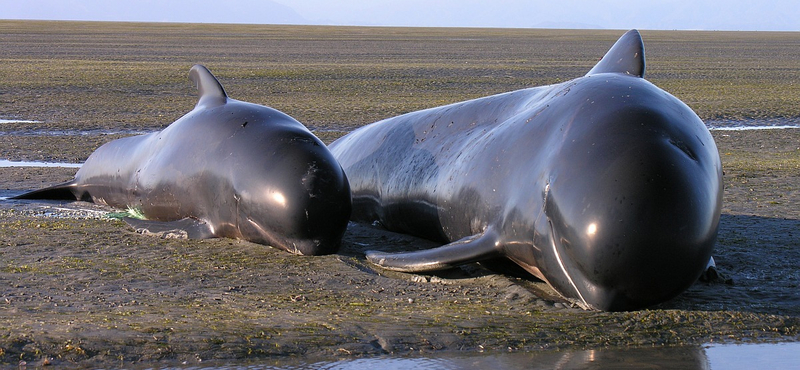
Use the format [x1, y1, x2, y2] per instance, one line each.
[10, 181, 81, 201]
[189, 64, 228, 109]
[124, 217, 216, 240]
[366, 227, 501, 272]
[586, 29, 645, 78]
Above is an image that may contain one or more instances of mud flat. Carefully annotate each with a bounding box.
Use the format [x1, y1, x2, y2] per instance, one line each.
[0, 21, 799, 367]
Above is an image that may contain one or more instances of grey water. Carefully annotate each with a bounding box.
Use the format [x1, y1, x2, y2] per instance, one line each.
[0, 159, 82, 168]
[139, 342, 800, 370]
[708, 125, 800, 131]
[0, 118, 151, 136]
[0, 119, 41, 124]
[0, 128, 151, 136]
[705, 117, 800, 131]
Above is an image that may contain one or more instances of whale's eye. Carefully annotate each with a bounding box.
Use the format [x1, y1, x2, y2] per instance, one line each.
[669, 138, 697, 161]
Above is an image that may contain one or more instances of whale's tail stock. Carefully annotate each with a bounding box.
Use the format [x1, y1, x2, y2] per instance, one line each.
[10, 181, 81, 201]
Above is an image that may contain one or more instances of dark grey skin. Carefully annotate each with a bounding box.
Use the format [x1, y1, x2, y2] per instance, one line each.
[14, 65, 351, 256]
[329, 30, 723, 311]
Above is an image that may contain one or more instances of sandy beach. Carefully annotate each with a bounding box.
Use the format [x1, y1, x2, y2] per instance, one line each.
[1, 21, 798, 367]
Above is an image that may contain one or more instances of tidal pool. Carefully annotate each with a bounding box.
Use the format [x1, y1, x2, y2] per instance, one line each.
[0, 159, 82, 168]
[143, 342, 800, 370]
[705, 117, 800, 131]
[0, 119, 41, 124]
[708, 125, 800, 131]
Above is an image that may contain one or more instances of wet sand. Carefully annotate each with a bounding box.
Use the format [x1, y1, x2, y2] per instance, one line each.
[1, 21, 799, 367]
[1, 128, 799, 367]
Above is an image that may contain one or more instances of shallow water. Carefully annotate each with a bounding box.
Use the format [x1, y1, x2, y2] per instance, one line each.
[708, 125, 800, 131]
[147, 342, 800, 370]
[0, 159, 82, 168]
[705, 117, 800, 130]
[0, 128, 151, 136]
[0, 119, 41, 124]
[0, 117, 151, 136]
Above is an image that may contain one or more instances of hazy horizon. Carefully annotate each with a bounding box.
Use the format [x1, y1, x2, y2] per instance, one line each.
[2, 0, 798, 31]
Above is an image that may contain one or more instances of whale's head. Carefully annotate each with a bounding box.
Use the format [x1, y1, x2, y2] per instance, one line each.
[240, 126, 352, 256]
[194, 99, 352, 256]
[540, 74, 722, 311]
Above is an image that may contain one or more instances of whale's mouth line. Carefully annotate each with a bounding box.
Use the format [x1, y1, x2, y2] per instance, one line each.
[547, 219, 591, 309]
[543, 182, 591, 309]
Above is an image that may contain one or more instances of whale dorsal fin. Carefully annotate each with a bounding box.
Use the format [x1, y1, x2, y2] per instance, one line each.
[189, 64, 228, 109]
[586, 29, 645, 78]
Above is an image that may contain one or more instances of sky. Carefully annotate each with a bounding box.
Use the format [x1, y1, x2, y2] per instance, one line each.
[2, 0, 798, 31]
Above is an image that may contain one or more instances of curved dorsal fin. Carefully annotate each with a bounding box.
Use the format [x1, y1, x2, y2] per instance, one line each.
[188, 64, 228, 109]
[586, 29, 645, 78]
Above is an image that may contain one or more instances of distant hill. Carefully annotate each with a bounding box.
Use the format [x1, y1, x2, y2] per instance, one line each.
[3, 0, 798, 31]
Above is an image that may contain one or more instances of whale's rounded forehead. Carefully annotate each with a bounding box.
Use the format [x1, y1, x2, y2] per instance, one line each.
[566, 74, 672, 106]
[200, 100, 299, 126]
[550, 77, 702, 135]
[161, 103, 313, 151]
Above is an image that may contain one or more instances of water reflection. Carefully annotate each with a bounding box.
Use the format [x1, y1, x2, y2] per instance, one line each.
[705, 342, 800, 370]
[150, 342, 799, 370]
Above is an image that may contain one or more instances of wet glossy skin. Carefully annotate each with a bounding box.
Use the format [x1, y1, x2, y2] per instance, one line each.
[330, 31, 722, 310]
[15, 65, 351, 256]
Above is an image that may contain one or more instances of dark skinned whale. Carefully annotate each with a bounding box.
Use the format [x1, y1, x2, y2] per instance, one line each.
[329, 30, 722, 311]
[13, 65, 351, 256]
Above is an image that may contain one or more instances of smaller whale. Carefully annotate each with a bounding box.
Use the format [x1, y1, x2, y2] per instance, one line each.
[13, 65, 351, 256]
[330, 30, 723, 310]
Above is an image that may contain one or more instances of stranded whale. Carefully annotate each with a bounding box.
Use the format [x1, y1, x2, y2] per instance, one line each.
[14, 65, 351, 256]
[329, 30, 722, 311]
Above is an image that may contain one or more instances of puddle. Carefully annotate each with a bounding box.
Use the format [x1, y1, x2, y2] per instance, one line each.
[706, 117, 800, 131]
[0, 119, 41, 124]
[136, 342, 800, 370]
[0, 128, 151, 136]
[1, 117, 152, 136]
[708, 125, 800, 131]
[0, 159, 82, 168]
[705, 342, 800, 370]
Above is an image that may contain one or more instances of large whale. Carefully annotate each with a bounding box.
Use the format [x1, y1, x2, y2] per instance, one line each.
[14, 65, 351, 256]
[329, 30, 722, 311]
